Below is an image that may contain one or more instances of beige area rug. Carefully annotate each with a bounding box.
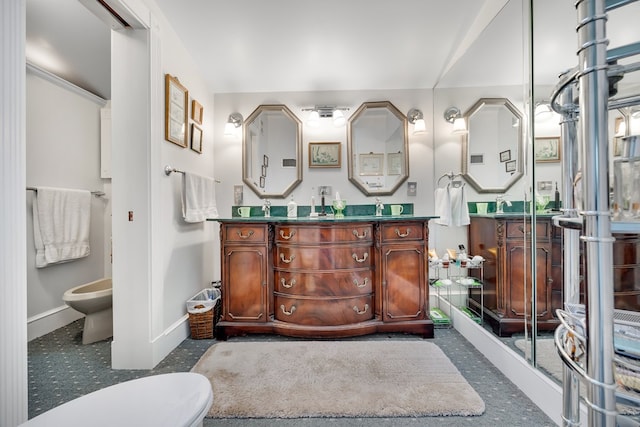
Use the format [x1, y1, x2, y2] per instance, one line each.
[191, 340, 485, 419]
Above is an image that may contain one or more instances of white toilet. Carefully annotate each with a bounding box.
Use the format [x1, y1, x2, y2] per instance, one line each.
[20, 372, 214, 427]
[62, 278, 112, 344]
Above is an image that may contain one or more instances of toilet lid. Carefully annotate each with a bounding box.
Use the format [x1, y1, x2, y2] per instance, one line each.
[21, 373, 213, 427]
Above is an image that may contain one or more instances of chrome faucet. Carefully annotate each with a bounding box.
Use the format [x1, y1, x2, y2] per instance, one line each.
[375, 197, 384, 216]
[495, 195, 512, 214]
[262, 199, 271, 217]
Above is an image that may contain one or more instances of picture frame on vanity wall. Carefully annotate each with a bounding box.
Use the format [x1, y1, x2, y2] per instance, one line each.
[534, 137, 562, 162]
[505, 160, 517, 173]
[164, 74, 188, 148]
[191, 99, 203, 125]
[190, 123, 203, 153]
[309, 142, 341, 168]
[387, 152, 402, 175]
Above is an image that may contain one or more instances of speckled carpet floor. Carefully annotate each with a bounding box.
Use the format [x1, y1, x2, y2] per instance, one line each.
[28, 320, 556, 426]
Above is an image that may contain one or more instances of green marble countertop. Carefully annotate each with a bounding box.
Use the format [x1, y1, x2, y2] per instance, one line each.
[210, 215, 437, 223]
[470, 211, 560, 218]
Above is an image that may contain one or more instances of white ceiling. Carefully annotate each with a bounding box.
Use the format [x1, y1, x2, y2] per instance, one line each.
[24, 0, 640, 101]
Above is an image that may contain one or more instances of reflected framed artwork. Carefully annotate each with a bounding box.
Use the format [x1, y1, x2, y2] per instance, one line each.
[359, 153, 384, 176]
[309, 142, 341, 168]
[165, 74, 188, 147]
[505, 160, 516, 172]
[387, 152, 402, 175]
[499, 149, 511, 162]
[534, 137, 561, 162]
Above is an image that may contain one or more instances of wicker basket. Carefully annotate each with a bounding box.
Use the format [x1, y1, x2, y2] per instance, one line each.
[189, 304, 214, 339]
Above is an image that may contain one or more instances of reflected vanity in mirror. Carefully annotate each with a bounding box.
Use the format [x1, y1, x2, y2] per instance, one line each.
[347, 101, 409, 196]
[462, 98, 524, 193]
[243, 104, 302, 198]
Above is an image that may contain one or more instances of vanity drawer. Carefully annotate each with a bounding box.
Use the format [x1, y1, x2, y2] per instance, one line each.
[274, 294, 373, 325]
[275, 224, 373, 244]
[275, 245, 372, 269]
[380, 223, 424, 242]
[223, 224, 268, 243]
[274, 270, 373, 296]
[505, 221, 550, 240]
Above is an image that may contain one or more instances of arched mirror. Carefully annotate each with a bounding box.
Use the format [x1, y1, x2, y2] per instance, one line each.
[347, 101, 409, 196]
[462, 98, 523, 193]
[243, 104, 302, 199]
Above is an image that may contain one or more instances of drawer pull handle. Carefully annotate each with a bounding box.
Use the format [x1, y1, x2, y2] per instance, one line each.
[280, 278, 296, 288]
[352, 252, 369, 263]
[353, 278, 369, 288]
[236, 230, 254, 239]
[280, 304, 296, 316]
[352, 229, 369, 239]
[280, 253, 296, 264]
[517, 225, 531, 237]
[395, 228, 411, 238]
[353, 304, 369, 315]
[279, 230, 296, 240]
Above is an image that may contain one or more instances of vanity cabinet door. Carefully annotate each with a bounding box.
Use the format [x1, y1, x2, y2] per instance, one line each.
[380, 243, 426, 321]
[505, 241, 553, 320]
[223, 245, 268, 322]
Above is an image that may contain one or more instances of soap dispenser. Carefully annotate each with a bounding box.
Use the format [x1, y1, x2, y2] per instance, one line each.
[287, 195, 298, 218]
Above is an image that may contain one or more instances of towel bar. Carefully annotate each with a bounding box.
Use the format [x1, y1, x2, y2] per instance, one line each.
[26, 187, 105, 197]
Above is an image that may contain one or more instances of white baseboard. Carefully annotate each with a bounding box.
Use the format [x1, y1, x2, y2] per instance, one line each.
[28, 305, 84, 341]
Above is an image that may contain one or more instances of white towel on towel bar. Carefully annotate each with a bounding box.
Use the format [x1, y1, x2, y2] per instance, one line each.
[182, 172, 219, 223]
[450, 184, 470, 227]
[32, 187, 91, 268]
[433, 185, 451, 226]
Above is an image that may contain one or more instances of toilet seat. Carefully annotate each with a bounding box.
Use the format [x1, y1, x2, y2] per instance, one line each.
[21, 373, 213, 427]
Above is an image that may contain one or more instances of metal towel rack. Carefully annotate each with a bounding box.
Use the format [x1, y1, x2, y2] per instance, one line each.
[436, 171, 463, 186]
[164, 165, 220, 183]
[26, 187, 105, 197]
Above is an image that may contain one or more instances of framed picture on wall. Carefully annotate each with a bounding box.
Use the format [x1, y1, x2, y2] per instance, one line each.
[387, 152, 402, 175]
[505, 160, 516, 173]
[309, 142, 341, 168]
[191, 99, 203, 125]
[535, 137, 562, 162]
[164, 74, 188, 148]
[190, 123, 203, 153]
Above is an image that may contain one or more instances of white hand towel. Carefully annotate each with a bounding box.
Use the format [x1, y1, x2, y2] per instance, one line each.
[32, 187, 91, 268]
[182, 172, 219, 223]
[450, 184, 470, 227]
[434, 186, 451, 226]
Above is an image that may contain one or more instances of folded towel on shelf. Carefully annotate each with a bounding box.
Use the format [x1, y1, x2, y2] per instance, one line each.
[433, 185, 451, 226]
[450, 184, 470, 227]
[32, 187, 91, 268]
[182, 172, 219, 223]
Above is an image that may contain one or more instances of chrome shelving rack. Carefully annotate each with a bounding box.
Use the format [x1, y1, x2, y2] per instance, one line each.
[550, 0, 640, 425]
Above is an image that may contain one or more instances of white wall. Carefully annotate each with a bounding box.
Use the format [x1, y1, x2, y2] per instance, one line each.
[213, 89, 435, 217]
[110, 1, 217, 369]
[25, 69, 108, 339]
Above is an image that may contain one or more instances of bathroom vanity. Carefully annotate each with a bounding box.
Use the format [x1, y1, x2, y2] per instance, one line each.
[213, 216, 435, 340]
[468, 214, 640, 336]
[467, 214, 562, 336]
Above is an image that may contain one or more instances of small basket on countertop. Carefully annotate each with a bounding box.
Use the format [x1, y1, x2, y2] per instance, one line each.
[187, 287, 221, 339]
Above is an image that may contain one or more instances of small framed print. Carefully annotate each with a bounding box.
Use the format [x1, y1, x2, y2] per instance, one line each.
[190, 123, 202, 153]
[259, 176, 265, 188]
[191, 99, 203, 124]
[261, 164, 267, 177]
[505, 160, 516, 173]
[499, 149, 511, 162]
[535, 137, 562, 162]
[309, 142, 341, 168]
[387, 152, 402, 175]
[164, 74, 188, 147]
[263, 155, 269, 167]
[359, 153, 384, 176]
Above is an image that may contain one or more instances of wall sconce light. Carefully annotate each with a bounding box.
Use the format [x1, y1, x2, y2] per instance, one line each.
[224, 113, 243, 136]
[302, 106, 349, 127]
[534, 102, 555, 122]
[444, 106, 467, 134]
[407, 108, 426, 134]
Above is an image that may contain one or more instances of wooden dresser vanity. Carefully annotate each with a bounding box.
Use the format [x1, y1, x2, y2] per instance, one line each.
[214, 216, 435, 340]
[468, 214, 640, 336]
